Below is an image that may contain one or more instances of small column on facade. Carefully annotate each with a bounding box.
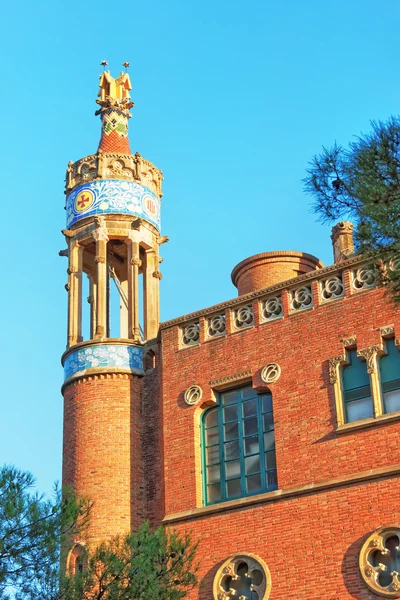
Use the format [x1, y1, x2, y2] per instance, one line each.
[67, 238, 82, 347]
[144, 247, 161, 340]
[93, 224, 109, 339]
[331, 221, 354, 263]
[120, 279, 129, 338]
[88, 274, 97, 340]
[127, 231, 141, 340]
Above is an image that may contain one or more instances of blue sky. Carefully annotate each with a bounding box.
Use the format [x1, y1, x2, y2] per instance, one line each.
[0, 0, 399, 494]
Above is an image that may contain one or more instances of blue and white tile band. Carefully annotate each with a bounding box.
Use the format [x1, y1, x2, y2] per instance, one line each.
[63, 344, 143, 381]
[66, 179, 161, 231]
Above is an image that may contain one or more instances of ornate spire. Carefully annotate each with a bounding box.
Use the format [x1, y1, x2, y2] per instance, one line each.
[96, 69, 134, 154]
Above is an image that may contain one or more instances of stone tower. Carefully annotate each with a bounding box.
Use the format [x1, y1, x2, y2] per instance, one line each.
[61, 69, 164, 549]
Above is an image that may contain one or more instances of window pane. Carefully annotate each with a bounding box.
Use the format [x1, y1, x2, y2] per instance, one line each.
[242, 386, 256, 400]
[245, 455, 260, 475]
[263, 431, 275, 451]
[207, 464, 220, 484]
[263, 412, 274, 431]
[385, 389, 400, 414]
[226, 478, 241, 498]
[265, 451, 276, 471]
[225, 440, 240, 460]
[243, 416, 258, 437]
[224, 422, 239, 441]
[261, 395, 272, 413]
[244, 436, 259, 456]
[243, 399, 257, 417]
[222, 390, 240, 404]
[223, 404, 238, 422]
[246, 474, 262, 493]
[347, 397, 374, 422]
[267, 470, 278, 490]
[207, 482, 221, 503]
[206, 445, 219, 465]
[204, 409, 218, 428]
[226, 460, 241, 479]
[206, 427, 219, 446]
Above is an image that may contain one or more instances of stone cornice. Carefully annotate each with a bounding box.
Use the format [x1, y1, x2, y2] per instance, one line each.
[61, 369, 142, 394]
[160, 254, 369, 330]
[162, 463, 400, 524]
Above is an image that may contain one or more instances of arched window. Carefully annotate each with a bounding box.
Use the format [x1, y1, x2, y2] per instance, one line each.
[68, 543, 87, 576]
[380, 339, 400, 414]
[342, 350, 373, 423]
[202, 385, 277, 505]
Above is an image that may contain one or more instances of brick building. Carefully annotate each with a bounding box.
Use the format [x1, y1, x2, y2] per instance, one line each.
[62, 71, 400, 599]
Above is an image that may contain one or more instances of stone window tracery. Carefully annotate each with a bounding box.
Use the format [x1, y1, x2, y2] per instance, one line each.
[360, 527, 400, 597]
[207, 313, 227, 338]
[213, 554, 271, 600]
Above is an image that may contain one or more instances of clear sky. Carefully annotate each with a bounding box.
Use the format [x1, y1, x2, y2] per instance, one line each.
[0, 0, 399, 494]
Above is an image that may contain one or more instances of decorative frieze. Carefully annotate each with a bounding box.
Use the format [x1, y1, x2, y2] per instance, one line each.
[380, 325, 395, 339]
[210, 370, 252, 388]
[352, 265, 377, 291]
[207, 313, 226, 338]
[232, 305, 254, 330]
[63, 343, 143, 381]
[260, 295, 283, 321]
[289, 285, 313, 312]
[181, 322, 200, 347]
[320, 274, 345, 301]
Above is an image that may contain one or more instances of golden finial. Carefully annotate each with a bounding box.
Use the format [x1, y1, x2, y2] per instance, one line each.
[122, 62, 130, 72]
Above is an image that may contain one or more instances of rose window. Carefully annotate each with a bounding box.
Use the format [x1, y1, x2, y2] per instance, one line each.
[360, 527, 400, 597]
[213, 554, 270, 600]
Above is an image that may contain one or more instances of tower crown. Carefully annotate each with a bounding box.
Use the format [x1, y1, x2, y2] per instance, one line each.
[96, 70, 134, 154]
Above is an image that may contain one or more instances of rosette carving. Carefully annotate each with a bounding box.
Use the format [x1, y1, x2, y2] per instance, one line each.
[360, 527, 400, 597]
[261, 363, 281, 384]
[184, 385, 203, 406]
[213, 554, 271, 600]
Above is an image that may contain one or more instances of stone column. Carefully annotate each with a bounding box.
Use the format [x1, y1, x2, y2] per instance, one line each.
[67, 238, 82, 347]
[144, 247, 161, 340]
[120, 279, 129, 338]
[127, 232, 140, 340]
[93, 226, 109, 339]
[88, 274, 97, 340]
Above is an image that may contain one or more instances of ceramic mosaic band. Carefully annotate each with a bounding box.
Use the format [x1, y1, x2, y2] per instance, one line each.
[63, 344, 143, 381]
[98, 109, 131, 153]
[66, 179, 161, 230]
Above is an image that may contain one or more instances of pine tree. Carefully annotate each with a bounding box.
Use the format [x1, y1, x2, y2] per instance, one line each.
[304, 117, 400, 300]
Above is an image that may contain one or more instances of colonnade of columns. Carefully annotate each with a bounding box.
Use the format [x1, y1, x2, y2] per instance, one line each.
[66, 225, 160, 347]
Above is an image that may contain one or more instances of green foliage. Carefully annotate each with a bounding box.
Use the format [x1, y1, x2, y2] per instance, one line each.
[0, 465, 90, 600]
[64, 522, 198, 600]
[304, 116, 400, 300]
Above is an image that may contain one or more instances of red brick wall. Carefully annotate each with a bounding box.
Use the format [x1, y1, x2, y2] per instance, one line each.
[159, 285, 400, 597]
[172, 476, 400, 600]
[62, 373, 143, 546]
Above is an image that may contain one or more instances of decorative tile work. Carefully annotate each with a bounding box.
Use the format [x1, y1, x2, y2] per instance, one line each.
[66, 180, 161, 230]
[64, 344, 143, 381]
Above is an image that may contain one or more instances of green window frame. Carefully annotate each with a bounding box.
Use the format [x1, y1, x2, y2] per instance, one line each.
[342, 350, 373, 423]
[380, 339, 400, 414]
[202, 385, 277, 505]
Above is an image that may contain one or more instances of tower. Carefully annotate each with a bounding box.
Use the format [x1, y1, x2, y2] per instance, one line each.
[61, 68, 163, 548]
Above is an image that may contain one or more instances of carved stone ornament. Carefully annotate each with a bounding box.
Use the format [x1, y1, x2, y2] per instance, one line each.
[381, 325, 395, 339]
[130, 257, 142, 267]
[342, 336, 356, 349]
[92, 227, 109, 242]
[213, 554, 271, 600]
[152, 270, 163, 280]
[207, 313, 226, 338]
[260, 295, 283, 321]
[352, 265, 377, 291]
[290, 285, 313, 311]
[320, 275, 345, 301]
[329, 355, 347, 384]
[94, 256, 106, 264]
[359, 526, 400, 597]
[184, 385, 203, 406]
[181, 322, 200, 347]
[233, 305, 254, 330]
[357, 345, 384, 374]
[261, 363, 281, 384]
